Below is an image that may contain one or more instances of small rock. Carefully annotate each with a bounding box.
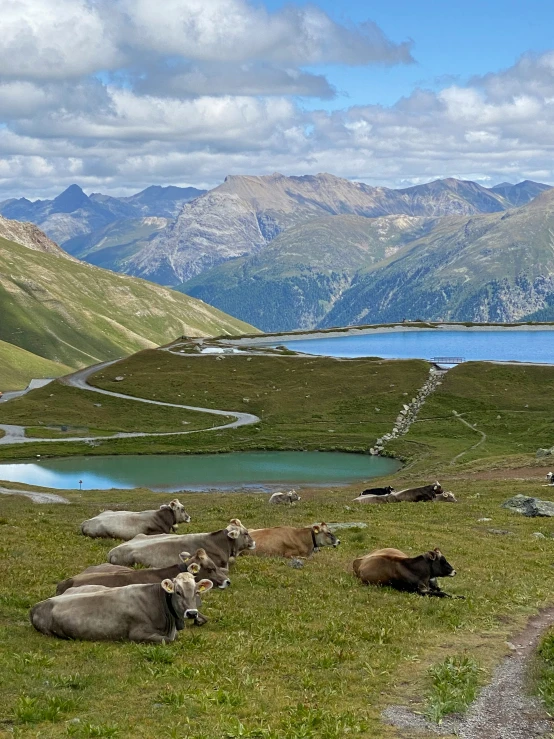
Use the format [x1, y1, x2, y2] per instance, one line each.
[94, 403, 102, 407]
[319, 522, 368, 532]
[506, 641, 518, 651]
[533, 532, 547, 539]
[289, 558, 304, 569]
[477, 517, 492, 522]
[114, 376, 125, 381]
[344, 505, 352, 511]
[488, 529, 513, 535]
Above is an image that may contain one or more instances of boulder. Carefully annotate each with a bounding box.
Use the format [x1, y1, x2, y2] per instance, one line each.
[313, 522, 368, 532]
[502, 494, 554, 517]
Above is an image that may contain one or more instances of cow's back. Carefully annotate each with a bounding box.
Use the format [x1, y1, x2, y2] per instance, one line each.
[353, 548, 408, 584]
[249, 527, 311, 558]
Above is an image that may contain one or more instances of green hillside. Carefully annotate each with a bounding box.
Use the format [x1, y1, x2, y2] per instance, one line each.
[180, 214, 437, 331]
[0, 234, 258, 368]
[0, 339, 71, 391]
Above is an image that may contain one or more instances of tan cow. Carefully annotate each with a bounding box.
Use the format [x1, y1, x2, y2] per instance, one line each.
[31, 573, 213, 642]
[81, 499, 191, 540]
[108, 519, 255, 569]
[246, 523, 340, 558]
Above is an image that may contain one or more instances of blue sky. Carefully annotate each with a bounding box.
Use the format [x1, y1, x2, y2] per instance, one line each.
[1, 0, 554, 198]
[294, 0, 554, 107]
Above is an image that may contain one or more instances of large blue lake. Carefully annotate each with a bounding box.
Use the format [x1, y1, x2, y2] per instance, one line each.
[280, 328, 554, 363]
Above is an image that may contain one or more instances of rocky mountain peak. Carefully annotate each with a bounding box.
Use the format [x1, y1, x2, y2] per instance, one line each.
[52, 184, 90, 214]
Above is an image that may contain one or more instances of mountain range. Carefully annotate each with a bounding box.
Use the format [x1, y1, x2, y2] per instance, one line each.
[3, 173, 554, 333]
[0, 214, 256, 381]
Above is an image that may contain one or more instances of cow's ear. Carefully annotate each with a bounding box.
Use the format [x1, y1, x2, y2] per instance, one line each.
[169, 499, 180, 509]
[178, 551, 191, 563]
[161, 579, 174, 593]
[230, 518, 242, 527]
[187, 563, 200, 575]
[312, 525, 320, 533]
[227, 528, 240, 539]
[196, 579, 213, 593]
[434, 548, 442, 556]
[427, 550, 437, 560]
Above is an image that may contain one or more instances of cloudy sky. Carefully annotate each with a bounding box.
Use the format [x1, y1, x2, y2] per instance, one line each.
[2, 0, 554, 198]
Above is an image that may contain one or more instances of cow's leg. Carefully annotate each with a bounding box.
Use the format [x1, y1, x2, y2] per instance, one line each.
[128, 627, 173, 643]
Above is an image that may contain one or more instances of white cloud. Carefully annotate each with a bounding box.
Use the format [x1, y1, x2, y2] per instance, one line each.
[0, 0, 120, 79]
[2, 3, 554, 199]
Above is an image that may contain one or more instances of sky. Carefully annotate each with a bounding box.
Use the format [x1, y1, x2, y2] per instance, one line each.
[2, 0, 554, 199]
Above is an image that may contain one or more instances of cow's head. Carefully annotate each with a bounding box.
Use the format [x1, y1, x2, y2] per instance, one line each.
[436, 491, 457, 503]
[385, 486, 395, 494]
[425, 548, 456, 578]
[161, 499, 191, 524]
[432, 482, 444, 495]
[288, 490, 301, 502]
[161, 572, 213, 624]
[227, 518, 256, 552]
[179, 549, 231, 589]
[312, 522, 340, 549]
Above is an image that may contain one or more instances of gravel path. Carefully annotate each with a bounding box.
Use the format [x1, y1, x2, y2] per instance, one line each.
[384, 607, 554, 738]
[0, 486, 69, 504]
[0, 360, 260, 445]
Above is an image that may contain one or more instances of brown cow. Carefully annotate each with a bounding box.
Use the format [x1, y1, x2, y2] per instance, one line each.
[353, 547, 462, 598]
[56, 549, 230, 595]
[247, 523, 340, 558]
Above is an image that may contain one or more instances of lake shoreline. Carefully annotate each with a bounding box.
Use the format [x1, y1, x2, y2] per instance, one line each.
[228, 322, 554, 346]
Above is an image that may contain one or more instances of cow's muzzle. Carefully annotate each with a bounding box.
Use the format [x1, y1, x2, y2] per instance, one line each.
[248, 542, 256, 549]
[448, 570, 456, 577]
[185, 608, 199, 619]
[333, 539, 341, 547]
[218, 579, 231, 589]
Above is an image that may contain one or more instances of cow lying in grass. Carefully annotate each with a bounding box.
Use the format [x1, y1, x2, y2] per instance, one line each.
[246, 523, 340, 558]
[360, 486, 395, 496]
[353, 547, 463, 598]
[56, 549, 230, 595]
[108, 519, 255, 569]
[31, 573, 213, 642]
[269, 490, 301, 505]
[81, 499, 191, 540]
[354, 482, 457, 504]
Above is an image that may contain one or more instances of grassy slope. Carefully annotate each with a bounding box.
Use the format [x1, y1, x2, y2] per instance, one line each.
[0, 350, 429, 460]
[0, 478, 553, 738]
[387, 362, 554, 473]
[0, 339, 71, 391]
[0, 235, 257, 369]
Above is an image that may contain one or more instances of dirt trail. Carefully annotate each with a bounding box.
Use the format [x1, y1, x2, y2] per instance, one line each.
[384, 608, 554, 738]
[450, 411, 488, 465]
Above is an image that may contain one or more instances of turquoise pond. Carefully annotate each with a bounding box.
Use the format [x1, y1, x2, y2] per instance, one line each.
[0, 451, 401, 492]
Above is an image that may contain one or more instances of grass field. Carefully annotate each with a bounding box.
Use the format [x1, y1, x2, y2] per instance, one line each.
[0, 339, 71, 391]
[0, 382, 233, 443]
[0, 351, 430, 461]
[0, 476, 553, 738]
[2, 344, 554, 735]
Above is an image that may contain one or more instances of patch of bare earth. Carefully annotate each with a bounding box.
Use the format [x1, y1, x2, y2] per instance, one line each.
[383, 607, 554, 738]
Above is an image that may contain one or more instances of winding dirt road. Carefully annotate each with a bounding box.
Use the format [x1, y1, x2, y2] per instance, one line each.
[0, 360, 260, 446]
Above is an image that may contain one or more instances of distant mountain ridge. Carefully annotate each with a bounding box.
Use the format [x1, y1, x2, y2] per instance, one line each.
[180, 186, 554, 330]
[0, 183, 205, 251]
